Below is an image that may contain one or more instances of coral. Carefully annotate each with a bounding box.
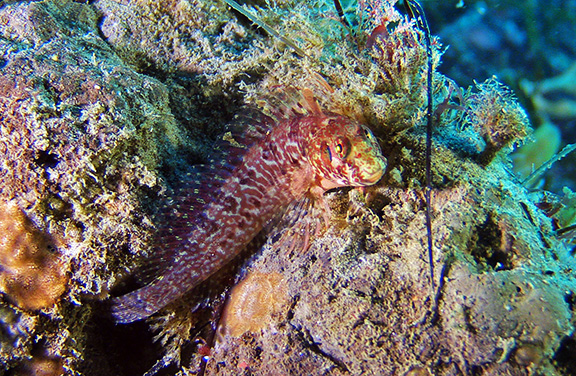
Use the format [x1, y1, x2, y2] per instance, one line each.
[0, 202, 69, 311]
[205, 159, 575, 375]
[219, 271, 287, 338]
[424, 0, 576, 193]
[464, 77, 530, 164]
[93, 0, 276, 89]
[0, 305, 36, 369]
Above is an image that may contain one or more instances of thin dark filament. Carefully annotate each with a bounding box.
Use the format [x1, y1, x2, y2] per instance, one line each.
[404, 0, 435, 292]
[558, 223, 576, 236]
[333, 0, 351, 28]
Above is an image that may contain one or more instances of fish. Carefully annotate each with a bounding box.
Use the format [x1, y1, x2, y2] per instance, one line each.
[110, 90, 387, 324]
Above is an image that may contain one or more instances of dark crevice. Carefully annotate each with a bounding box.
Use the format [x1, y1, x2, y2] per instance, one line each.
[564, 291, 576, 312]
[469, 214, 514, 271]
[294, 326, 350, 374]
[553, 336, 576, 374]
[33, 150, 59, 168]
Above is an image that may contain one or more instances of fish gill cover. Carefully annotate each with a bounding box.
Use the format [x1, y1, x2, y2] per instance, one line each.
[0, 0, 575, 375]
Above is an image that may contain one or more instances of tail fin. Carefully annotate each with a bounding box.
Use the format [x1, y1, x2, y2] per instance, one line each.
[110, 280, 171, 324]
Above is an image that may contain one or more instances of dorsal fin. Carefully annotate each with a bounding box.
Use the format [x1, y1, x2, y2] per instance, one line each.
[166, 108, 274, 211]
[155, 77, 335, 235]
[255, 73, 335, 121]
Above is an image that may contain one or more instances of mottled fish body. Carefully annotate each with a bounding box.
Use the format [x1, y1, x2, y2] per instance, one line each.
[111, 106, 386, 324]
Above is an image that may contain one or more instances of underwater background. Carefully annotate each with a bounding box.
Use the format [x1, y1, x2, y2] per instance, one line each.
[427, 0, 576, 195]
[0, 0, 576, 375]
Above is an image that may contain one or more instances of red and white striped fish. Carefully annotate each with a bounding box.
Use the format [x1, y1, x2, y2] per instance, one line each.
[111, 91, 386, 323]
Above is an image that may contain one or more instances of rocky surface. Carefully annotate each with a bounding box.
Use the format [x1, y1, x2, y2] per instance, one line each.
[0, 0, 575, 375]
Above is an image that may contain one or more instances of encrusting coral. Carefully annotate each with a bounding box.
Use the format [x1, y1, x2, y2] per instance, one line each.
[1, 0, 576, 375]
[0, 202, 69, 311]
[219, 271, 287, 338]
[0, 0, 185, 371]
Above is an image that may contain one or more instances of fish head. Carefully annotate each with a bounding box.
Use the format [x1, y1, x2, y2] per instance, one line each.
[306, 115, 386, 191]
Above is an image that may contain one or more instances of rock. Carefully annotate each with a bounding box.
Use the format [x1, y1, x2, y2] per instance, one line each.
[0, 0, 184, 371]
[1, 0, 575, 375]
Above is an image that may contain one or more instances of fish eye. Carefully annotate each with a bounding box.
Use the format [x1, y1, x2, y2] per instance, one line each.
[363, 128, 373, 141]
[334, 137, 351, 159]
[335, 143, 343, 154]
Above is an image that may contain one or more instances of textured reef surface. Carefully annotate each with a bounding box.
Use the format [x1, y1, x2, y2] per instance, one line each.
[1, 0, 576, 375]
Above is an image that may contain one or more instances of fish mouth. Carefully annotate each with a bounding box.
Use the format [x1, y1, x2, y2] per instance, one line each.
[360, 167, 384, 185]
[362, 155, 386, 184]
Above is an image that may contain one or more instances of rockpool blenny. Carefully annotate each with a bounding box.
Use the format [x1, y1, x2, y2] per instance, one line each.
[111, 91, 387, 323]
